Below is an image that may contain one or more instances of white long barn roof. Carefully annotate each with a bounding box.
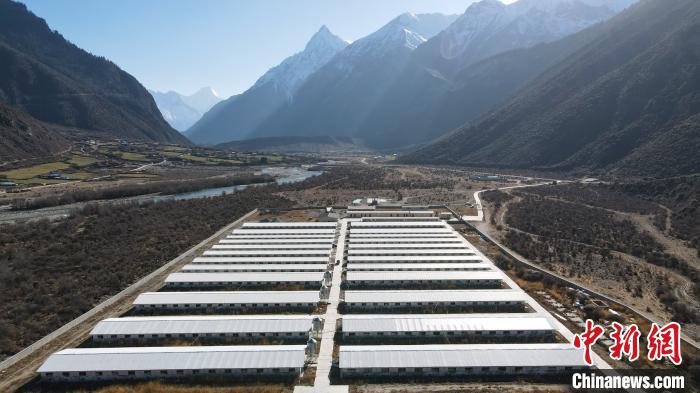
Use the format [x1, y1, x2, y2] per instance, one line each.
[203, 250, 330, 257]
[346, 263, 492, 271]
[232, 229, 336, 235]
[339, 344, 587, 369]
[192, 257, 329, 264]
[341, 314, 554, 333]
[349, 210, 434, 215]
[227, 235, 334, 239]
[90, 315, 319, 336]
[165, 272, 323, 284]
[221, 239, 333, 244]
[349, 229, 455, 234]
[212, 244, 331, 250]
[348, 234, 458, 239]
[134, 291, 319, 305]
[343, 289, 526, 304]
[38, 345, 306, 373]
[181, 264, 327, 272]
[347, 243, 470, 249]
[347, 249, 474, 256]
[242, 222, 336, 228]
[347, 256, 484, 263]
[350, 222, 448, 228]
[348, 237, 463, 243]
[346, 271, 502, 282]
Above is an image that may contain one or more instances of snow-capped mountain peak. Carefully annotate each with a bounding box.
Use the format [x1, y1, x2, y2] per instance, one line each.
[185, 87, 222, 115]
[438, 0, 633, 62]
[338, 12, 458, 63]
[253, 25, 348, 99]
[150, 87, 223, 131]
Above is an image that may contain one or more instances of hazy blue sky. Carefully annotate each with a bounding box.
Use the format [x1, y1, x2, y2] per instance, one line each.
[20, 0, 489, 98]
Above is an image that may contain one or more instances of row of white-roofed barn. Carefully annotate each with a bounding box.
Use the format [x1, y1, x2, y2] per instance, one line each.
[336, 210, 590, 378]
[38, 220, 335, 382]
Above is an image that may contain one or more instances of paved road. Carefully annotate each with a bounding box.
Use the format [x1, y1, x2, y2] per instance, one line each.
[462, 181, 557, 222]
[457, 178, 700, 351]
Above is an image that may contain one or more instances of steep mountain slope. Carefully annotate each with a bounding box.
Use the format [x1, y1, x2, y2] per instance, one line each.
[0, 102, 69, 162]
[150, 87, 222, 131]
[216, 135, 364, 153]
[359, 0, 633, 148]
[403, 0, 700, 177]
[0, 0, 188, 145]
[186, 26, 347, 145]
[252, 13, 458, 140]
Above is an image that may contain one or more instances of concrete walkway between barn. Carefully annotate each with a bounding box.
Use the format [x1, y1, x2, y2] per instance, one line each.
[295, 219, 349, 393]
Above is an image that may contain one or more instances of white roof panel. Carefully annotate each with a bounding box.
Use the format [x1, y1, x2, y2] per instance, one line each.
[348, 237, 463, 243]
[203, 250, 329, 257]
[212, 244, 331, 250]
[339, 344, 587, 369]
[346, 271, 502, 282]
[181, 264, 327, 272]
[347, 249, 474, 256]
[346, 263, 492, 271]
[38, 345, 306, 373]
[348, 210, 435, 215]
[232, 229, 335, 235]
[347, 243, 470, 249]
[134, 291, 319, 305]
[242, 222, 336, 228]
[343, 289, 526, 304]
[350, 222, 448, 228]
[227, 235, 334, 239]
[341, 314, 554, 333]
[165, 272, 323, 284]
[349, 229, 455, 234]
[91, 315, 319, 336]
[192, 257, 329, 264]
[347, 256, 483, 263]
[348, 234, 458, 238]
[221, 239, 333, 244]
